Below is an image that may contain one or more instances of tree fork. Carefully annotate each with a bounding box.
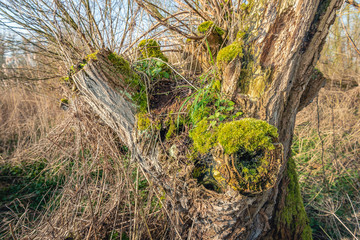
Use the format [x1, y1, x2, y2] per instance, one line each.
[72, 0, 344, 239]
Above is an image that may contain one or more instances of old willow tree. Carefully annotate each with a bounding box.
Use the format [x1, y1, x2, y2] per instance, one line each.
[0, 0, 345, 239]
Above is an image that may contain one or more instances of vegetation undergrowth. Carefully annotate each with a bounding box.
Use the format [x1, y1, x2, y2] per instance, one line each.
[134, 57, 171, 80]
[292, 62, 360, 239]
[179, 71, 241, 125]
[0, 159, 65, 224]
[293, 120, 360, 239]
[0, 76, 168, 239]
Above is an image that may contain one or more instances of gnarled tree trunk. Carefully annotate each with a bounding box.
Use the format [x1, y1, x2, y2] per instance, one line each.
[73, 0, 343, 239]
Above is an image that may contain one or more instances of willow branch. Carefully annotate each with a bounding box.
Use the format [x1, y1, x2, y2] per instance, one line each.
[340, 17, 360, 57]
[346, 0, 360, 10]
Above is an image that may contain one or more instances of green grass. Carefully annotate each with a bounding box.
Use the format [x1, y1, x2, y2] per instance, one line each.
[292, 132, 360, 239]
[0, 159, 64, 210]
[0, 158, 65, 237]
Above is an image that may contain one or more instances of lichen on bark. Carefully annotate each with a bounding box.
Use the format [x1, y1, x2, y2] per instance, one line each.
[216, 28, 272, 99]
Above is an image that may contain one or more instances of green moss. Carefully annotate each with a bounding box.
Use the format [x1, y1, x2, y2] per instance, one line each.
[166, 116, 176, 140]
[136, 113, 151, 131]
[79, 62, 86, 69]
[190, 118, 279, 193]
[108, 52, 147, 112]
[216, 40, 244, 70]
[210, 14, 271, 99]
[189, 119, 218, 154]
[217, 118, 278, 154]
[197, 21, 225, 36]
[277, 158, 313, 239]
[235, 45, 272, 98]
[85, 50, 99, 62]
[192, 162, 223, 193]
[192, 164, 206, 179]
[197, 21, 213, 33]
[211, 79, 221, 92]
[70, 65, 75, 74]
[138, 39, 168, 62]
[236, 30, 247, 41]
[216, 119, 278, 193]
[230, 150, 273, 192]
[68, 51, 99, 75]
[60, 98, 69, 104]
[189, 118, 278, 155]
[302, 225, 313, 240]
[108, 52, 139, 85]
[214, 29, 247, 72]
[59, 76, 71, 84]
[191, 106, 212, 124]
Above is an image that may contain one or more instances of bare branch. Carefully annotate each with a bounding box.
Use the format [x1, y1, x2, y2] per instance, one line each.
[346, 0, 360, 10]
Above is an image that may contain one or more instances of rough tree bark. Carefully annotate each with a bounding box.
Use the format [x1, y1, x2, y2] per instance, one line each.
[73, 0, 343, 239]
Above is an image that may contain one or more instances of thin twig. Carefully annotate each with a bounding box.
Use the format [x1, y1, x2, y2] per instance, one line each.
[135, 57, 199, 91]
[340, 17, 360, 57]
[346, 0, 360, 10]
[346, 193, 360, 233]
[316, 95, 328, 190]
[332, 213, 359, 240]
[9, 223, 17, 240]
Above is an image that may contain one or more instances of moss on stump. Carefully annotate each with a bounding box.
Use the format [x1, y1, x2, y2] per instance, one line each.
[138, 39, 168, 62]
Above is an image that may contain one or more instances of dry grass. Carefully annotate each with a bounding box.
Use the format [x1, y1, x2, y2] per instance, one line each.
[294, 81, 360, 239]
[0, 80, 62, 158]
[0, 80, 170, 240]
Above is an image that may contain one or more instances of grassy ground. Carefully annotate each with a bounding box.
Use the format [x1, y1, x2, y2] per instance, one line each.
[293, 82, 360, 239]
[0, 80, 169, 239]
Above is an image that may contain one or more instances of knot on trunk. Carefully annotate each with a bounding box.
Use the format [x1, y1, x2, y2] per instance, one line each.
[191, 118, 283, 195]
[194, 141, 283, 195]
